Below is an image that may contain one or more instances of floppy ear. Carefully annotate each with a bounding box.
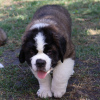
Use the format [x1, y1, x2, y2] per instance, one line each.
[52, 32, 66, 63]
[58, 37, 66, 63]
[19, 49, 25, 63]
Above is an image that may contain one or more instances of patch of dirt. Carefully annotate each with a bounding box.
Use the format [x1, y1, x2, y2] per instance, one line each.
[0, 0, 12, 6]
[0, 49, 20, 66]
[0, 49, 100, 100]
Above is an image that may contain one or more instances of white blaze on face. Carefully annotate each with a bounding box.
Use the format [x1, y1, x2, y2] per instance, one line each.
[34, 32, 46, 53]
[31, 32, 51, 72]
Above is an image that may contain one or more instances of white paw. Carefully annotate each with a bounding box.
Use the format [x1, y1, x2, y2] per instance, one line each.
[51, 88, 66, 98]
[37, 89, 52, 98]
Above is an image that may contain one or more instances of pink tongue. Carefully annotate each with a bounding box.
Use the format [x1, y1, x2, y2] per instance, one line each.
[37, 71, 47, 79]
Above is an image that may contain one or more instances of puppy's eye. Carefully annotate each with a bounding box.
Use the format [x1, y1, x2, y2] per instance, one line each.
[30, 50, 34, 54]
[47, 50, 52, 55]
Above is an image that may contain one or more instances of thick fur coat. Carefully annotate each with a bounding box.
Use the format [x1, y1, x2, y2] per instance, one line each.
[19, 5, 75, 98]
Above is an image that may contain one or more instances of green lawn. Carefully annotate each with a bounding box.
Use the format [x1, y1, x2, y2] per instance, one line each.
[0, 0, 100, 100]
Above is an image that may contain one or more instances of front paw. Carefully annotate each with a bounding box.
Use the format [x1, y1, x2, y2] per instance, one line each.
[37, 88, 52, 98]
[51, 87, 66, 98]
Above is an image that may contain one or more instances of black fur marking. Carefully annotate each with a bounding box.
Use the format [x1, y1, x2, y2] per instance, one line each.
[19, 49, 25, 63]
[58, 36, 66, 63]
[41, 27, 66, 63]
[19, 29, 39, 64]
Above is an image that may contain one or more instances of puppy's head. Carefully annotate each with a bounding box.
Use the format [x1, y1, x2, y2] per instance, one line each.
[19, 26, 66, 79]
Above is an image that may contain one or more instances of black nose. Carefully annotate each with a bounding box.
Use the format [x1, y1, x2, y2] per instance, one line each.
[36, 59, 46, 68]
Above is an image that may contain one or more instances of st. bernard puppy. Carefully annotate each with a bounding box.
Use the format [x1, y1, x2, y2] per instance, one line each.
[19, 5, 75, 98]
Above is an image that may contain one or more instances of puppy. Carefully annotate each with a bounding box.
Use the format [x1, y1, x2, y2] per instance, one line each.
[0, 28, 7, 68]
[19, 5, 75, 98]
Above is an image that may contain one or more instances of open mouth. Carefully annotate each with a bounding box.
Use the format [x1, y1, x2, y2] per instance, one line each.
[37, 68, 53, 79]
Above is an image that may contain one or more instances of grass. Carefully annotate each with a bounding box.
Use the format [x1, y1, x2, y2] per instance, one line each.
[0, 0, 100, 100]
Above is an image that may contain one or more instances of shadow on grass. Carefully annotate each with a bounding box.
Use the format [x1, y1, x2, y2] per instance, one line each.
[0, 0, 100, 100]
